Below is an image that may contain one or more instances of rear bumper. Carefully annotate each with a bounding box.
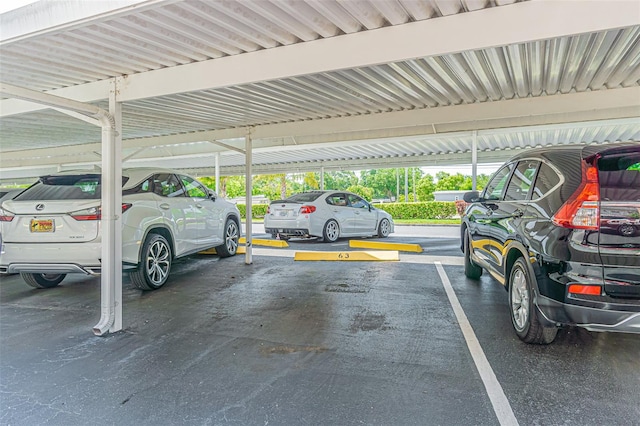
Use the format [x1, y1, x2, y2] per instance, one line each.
[0, 242, 102, 275]
[536, 294, 640, 334]
[264, 227, 310, 238]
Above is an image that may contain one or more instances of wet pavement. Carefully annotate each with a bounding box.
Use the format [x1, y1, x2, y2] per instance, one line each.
[1, 227, 639, 425]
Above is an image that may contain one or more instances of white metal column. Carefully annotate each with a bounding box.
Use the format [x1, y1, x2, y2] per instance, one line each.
[0, 82, 119, 336]
[245, 130, 253, 265]
[472, 130, 478, 191]
[404, 168, 409, 202]
[215, 153, 220, 195]
[103, 78, 123, 333]
[320, 166, 325, 191]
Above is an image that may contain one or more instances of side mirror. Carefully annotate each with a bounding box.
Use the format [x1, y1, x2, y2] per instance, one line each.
[207, 189, 217, 201]
[463, 191, 480, 203]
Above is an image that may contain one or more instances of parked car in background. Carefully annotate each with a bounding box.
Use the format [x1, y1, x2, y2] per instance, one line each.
[0, 168, 241, 290]
[0, 189, 23, 258]
[461, 142, 640, 344]
[264, 190, 394, 242]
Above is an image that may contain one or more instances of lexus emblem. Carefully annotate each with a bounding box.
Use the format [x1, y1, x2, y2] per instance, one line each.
[35, 203, 45, 211]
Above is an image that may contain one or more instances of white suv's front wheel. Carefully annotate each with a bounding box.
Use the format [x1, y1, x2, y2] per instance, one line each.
[130, 233, 172, 291]
[215, 218, 239, 257]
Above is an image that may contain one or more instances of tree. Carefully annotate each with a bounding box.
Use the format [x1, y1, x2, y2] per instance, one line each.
[219, 176, 245, 198]
[360, 169, 398, 200]
[322, 171, 359, 190]
[416, 174, 436, 201]
[435, 172, 471, 191]
[253, 174, 287, 201]
[346, 184, 373, 201]
[303, 172, 319, 190]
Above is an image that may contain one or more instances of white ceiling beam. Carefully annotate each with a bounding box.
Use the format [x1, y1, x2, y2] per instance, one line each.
[116, 0, 640, 101]
[2, 0, 638, 118]
[2, 87, 638, 169]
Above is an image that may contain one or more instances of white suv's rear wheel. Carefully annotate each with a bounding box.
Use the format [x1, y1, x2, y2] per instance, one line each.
[130, 234, 172, 291]
[21, 273, 66, 289]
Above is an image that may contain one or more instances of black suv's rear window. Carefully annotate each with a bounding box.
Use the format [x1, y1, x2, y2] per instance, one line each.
[14, 174, 129, 201]
[598, 153, 640, 202]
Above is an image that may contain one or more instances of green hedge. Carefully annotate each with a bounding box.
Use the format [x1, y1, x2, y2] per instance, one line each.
[237, 201, 457, 220]
[372, 201, 457, 220]
[236, 203, 268, 219]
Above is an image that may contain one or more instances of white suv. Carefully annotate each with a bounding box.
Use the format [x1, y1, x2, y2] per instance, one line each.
[0, 168, 241, 290]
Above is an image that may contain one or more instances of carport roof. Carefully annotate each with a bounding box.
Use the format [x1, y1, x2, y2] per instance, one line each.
[1, 0, 639, 182]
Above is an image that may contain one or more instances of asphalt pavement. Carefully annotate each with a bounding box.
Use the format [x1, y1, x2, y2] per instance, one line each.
[1, 229, 639, 425]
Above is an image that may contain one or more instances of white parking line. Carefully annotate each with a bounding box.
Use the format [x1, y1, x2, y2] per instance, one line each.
[435, 262, 519, 426]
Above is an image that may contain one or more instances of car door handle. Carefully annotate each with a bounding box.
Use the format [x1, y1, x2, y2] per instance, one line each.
[159, 203, 170, 210]
[195, 203, 203, 209]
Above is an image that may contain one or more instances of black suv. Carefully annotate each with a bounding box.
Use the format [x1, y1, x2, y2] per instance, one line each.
[461, 142, 640, 344]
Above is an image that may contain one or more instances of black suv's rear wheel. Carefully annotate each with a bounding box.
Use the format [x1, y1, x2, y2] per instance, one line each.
[130, 234, 172, 291]
[509, 258, 557, 344]
[463, 231, 482, 279]
[21, 272, 66, 289]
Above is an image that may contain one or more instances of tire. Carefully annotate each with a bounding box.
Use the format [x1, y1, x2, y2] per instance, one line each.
[215, 218, 239, 258]
[463, 231, 482, 279]
[509, 257, 558, 344]
[130, 234, 172, 291]
[377, 218, 391, 238]
[21, 273, 66, 289]
[619, 224, 636, 237]
[322, 219, 340, 243]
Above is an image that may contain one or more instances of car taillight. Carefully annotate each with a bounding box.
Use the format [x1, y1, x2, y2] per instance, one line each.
[568, 284, 602, 296]
[71, 203, 132, 221]
[299, 205, 316, 214]
[0, 208, 14, 222]
[552, 160, 600, 230]
[266, 206, 271, 214]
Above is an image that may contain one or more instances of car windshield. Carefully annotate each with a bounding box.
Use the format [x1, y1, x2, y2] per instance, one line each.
[14, 174, 129, 201]
[284, 192, 323, 203]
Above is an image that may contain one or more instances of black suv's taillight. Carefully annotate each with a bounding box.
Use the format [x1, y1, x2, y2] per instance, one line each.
[552, 160, 600, 230]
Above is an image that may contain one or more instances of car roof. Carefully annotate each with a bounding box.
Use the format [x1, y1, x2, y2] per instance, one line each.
[34, 167, 192, 189]
[507, 142, 639, 163]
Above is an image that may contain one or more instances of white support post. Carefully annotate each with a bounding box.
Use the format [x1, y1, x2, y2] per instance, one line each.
[472, 130, 478, 191]
[412, 168, 416, 201]
[404, 167, 409, 202]
[245, 130, 253, 265]
[396, 169, 400, 202]
[108, 79, 123, 333]
[320, 166, 325, 191]
[215, 153, 220, 195]
[93, 79, 122, 336]
[0, 82, 119, 336]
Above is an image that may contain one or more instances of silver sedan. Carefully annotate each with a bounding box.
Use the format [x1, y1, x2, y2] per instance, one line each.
[264, 191, 394, 242]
